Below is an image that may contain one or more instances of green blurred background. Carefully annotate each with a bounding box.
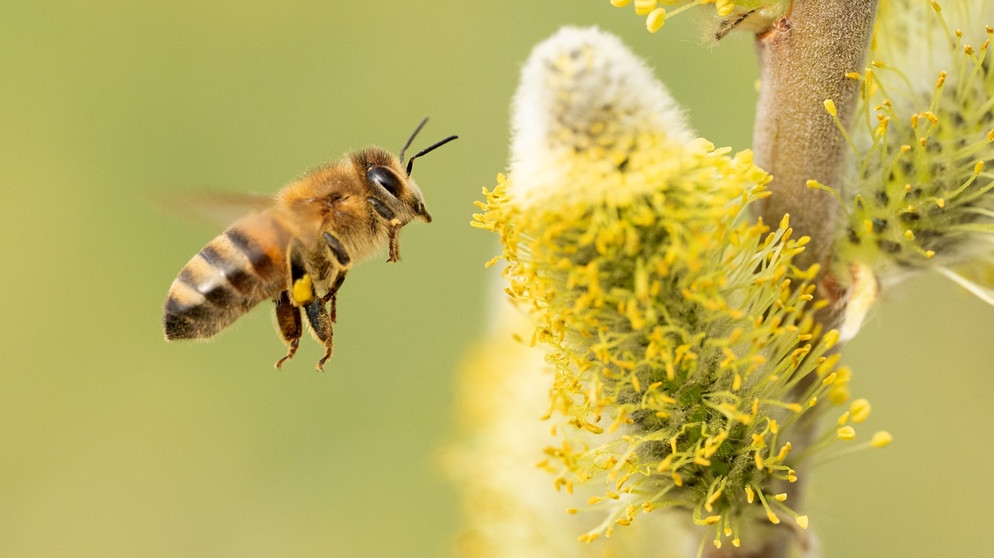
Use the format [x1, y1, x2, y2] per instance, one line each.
[2, 1, 992, 556]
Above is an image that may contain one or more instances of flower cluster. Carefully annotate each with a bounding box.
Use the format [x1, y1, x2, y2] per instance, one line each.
[472, 27, 880, 549]
[608, 0, 791, 34]
[839, 0, 994, 294]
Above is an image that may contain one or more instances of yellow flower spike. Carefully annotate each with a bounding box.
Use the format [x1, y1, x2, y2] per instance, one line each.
[776, 442, 791, 461]
[469, 24, 877, 549]
[610, 0, 633, 6]
[828, 386, 851, 405]
[646, 8, 666, 33]
[796, 515, 810, 529]
[715, 0, 736, 17]
[842, 0, 994, 283]
[824, 99, 838, 117]
[837, 426, 857, 441]
[849, 398, 872, 424]
[871, 431, 894, 448]
[579, 532, 600, 543]
[751, 487, 780, 525]
[633, 0, 657, 16]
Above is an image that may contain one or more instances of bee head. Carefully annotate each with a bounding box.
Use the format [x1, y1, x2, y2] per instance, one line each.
[362, 118, 457, 225]
[365, 162, 433, 223]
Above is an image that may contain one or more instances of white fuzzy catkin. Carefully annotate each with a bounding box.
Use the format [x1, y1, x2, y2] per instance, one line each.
[509, 27, 693, 200]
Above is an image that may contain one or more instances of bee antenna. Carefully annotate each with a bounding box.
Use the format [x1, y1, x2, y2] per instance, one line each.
[399, 117, 430, 168]
[405, 135, 458, 176]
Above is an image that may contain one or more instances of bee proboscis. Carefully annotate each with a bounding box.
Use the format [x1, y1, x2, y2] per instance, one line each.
[163, 118, 457, 370]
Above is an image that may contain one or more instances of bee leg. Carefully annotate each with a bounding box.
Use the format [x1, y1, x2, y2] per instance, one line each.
[287, 243, 316, 307]
[304, 299, 333, 372]
[285, 241, 331, 371]
[274, 291, 302, 369]
[366, 197, 402, 262]
[322, 232, 352, 267]
[320, 269, 348, 323]
[319, 232, 351, 323]
[386, 225, 401, 263]
[367, 196, 397, 221]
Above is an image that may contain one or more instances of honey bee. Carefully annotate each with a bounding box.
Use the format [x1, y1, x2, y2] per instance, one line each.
[163, 118, 457, 370]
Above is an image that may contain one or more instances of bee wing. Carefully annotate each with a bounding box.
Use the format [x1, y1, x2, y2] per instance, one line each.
[156, 191, 276, 229]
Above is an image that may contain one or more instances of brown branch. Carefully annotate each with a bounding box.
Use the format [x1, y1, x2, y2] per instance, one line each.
[753, 0, 878, 272]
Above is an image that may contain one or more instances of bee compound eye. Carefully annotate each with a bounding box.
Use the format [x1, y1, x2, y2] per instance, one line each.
[366, 166, 402, 199]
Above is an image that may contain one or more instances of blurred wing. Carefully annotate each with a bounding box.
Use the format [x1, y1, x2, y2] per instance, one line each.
[155, 190, 276, 229]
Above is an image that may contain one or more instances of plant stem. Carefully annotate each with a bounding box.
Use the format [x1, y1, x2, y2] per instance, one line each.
[752, 0, 879, 272]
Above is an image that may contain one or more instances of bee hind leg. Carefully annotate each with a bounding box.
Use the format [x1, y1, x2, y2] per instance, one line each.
[274, 291, 302, 369]
[285, 240, 331, 370]
[304, 299, 333, 371]
[299, 270, 347, 371]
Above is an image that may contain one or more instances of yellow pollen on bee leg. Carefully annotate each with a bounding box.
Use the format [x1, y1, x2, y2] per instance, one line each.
[292, 274, 316, 306]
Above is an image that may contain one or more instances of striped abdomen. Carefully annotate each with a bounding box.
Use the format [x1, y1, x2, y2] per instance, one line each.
[163, 212, 292, 340]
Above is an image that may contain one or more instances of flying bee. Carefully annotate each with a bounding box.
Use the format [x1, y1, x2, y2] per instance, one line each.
[163, 118, 457, 370]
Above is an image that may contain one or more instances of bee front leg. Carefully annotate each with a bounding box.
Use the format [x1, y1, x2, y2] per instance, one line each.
[386, 224, 401, 263]
[274, 291, 302, 369]
[366, 197, 402, 262]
